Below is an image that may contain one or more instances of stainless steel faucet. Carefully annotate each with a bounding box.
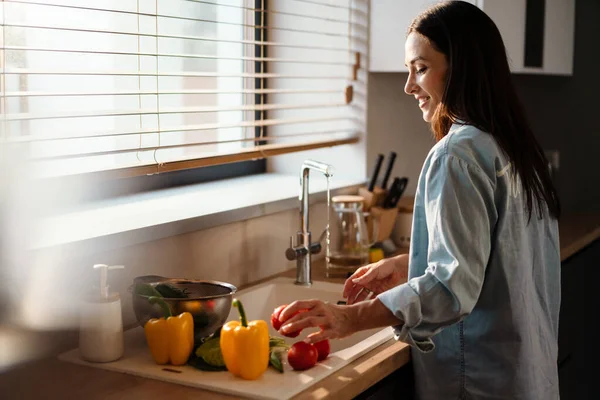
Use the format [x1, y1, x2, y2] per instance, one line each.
[285, 160, 334, 286]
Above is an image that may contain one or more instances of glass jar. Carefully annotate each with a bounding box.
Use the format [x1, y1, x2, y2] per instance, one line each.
[326, 195, 377, 277]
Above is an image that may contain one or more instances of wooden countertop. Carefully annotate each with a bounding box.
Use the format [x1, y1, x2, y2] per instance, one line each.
[1, 212, 598, 400]
[0, 258, 412, 400]
[558, 212, 600, 261]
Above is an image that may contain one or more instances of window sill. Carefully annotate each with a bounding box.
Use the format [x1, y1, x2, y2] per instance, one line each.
[32, 173, 365, 255]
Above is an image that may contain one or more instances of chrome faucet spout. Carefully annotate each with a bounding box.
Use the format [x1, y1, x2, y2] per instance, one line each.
[285, 159, 334, 286]
[302, 159, 334, 176]
[300, 160, 333, 236]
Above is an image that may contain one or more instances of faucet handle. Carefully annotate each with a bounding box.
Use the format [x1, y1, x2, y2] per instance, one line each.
[285, 235, 308, 260]
[309, 242, 322, 255]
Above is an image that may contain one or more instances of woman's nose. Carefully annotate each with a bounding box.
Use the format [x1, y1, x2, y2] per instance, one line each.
[404, 73, 417, 95]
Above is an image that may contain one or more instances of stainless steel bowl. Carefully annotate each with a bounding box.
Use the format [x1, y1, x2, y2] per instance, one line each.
[132, 275, 237, 340]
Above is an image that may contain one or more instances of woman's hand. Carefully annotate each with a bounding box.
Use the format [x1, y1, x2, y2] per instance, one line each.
[343, 253, 409, 305]
[277, 300, 357, 344]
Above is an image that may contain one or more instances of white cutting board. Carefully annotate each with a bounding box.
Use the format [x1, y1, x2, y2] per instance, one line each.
[59, 326, 393, 400]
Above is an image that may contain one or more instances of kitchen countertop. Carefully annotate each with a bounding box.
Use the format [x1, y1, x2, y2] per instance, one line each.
[557, 212, 600, 261]
[0, 259, 413, 400]
[1, 212, 598, 400]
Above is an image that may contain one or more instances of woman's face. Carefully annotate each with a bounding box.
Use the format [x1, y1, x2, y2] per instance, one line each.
[404, 32, 449, 122]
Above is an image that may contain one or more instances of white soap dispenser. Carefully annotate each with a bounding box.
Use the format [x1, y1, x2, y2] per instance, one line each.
[79, 263, 125, 363]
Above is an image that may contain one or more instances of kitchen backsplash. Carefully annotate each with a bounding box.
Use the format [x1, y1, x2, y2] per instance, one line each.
[1, 202, 329, 369]
[366, 72, 435, 198]
[23, 202, 329, 332]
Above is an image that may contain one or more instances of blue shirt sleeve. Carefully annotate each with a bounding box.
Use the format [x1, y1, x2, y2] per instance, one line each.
[377, 153, 498, 352]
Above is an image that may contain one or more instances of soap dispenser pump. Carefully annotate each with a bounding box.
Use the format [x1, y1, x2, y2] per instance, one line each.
[79, 263, 125, 363]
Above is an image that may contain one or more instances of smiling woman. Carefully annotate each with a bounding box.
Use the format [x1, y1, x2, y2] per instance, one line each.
[403, 34, 448, 123]
[404, 33, 448, 122]
[280, 2, 562, 400]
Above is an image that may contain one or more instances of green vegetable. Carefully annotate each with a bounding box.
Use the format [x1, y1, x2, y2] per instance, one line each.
[269, 348, 285, 373]
[268, 336, 289, 373]
[189, 333, 288, 372]
[134, 283, 163, 298]
[269, 336, 289, 349]
[196, 337, 225, 367]
[155, 283, 190, 299]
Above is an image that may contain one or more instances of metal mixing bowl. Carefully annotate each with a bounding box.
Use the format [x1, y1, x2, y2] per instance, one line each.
[131, 275, 237, 341]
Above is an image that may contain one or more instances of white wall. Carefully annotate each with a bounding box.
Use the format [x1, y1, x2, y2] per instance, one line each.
[366, 73, 435, 195]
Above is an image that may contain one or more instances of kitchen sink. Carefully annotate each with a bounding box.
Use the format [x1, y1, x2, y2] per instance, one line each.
[229, 277, 392, 356]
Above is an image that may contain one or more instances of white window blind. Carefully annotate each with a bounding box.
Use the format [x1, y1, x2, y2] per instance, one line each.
[0, 0, 367, 179]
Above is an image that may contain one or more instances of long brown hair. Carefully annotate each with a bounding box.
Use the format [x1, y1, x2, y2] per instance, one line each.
[409, 1, 560, 220]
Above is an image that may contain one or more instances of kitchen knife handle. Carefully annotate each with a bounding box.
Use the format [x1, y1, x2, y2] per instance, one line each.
[383, 177, 408, 208]
[381, 151, 397, 190]
[391, 178, 408, 207]
[368, 153, 384, 192]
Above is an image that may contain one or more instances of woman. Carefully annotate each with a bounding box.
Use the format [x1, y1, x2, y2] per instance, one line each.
[278, 1, 561, 399]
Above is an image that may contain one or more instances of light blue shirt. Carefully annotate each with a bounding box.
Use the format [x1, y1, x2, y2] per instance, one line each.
[378, 124, 561, 400]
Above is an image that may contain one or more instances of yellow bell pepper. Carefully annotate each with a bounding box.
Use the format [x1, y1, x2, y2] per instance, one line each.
[144, 296, 194, 366]
[220, 298, 269, 380]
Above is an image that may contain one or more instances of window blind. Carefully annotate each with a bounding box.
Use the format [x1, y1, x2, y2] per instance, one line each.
[0, 0, 367, 180]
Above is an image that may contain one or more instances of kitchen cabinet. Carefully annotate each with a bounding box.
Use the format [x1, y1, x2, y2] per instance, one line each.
[369, 0, 575, 75]
[483, 0, 575, 75]
[369, 0, 440, 73]
[557, 238, 597, 400]
[369, 0, 479, 72]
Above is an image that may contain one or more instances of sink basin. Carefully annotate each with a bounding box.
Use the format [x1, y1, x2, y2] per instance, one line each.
[228, 277, 392, 355]
[58, 276, 394, 400]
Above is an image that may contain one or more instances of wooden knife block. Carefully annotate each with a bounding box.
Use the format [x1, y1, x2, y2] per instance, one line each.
[368, 206, 399, 242]
[358, 186, 386, 211]
[358, 185, 399, 242]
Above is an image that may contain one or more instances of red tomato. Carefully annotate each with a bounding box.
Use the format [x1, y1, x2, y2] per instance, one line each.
[313, 339, 330, 361]
[287, 341, 318, 371]
[270, 304, 306, 338]
[270, 305, 286, 331]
